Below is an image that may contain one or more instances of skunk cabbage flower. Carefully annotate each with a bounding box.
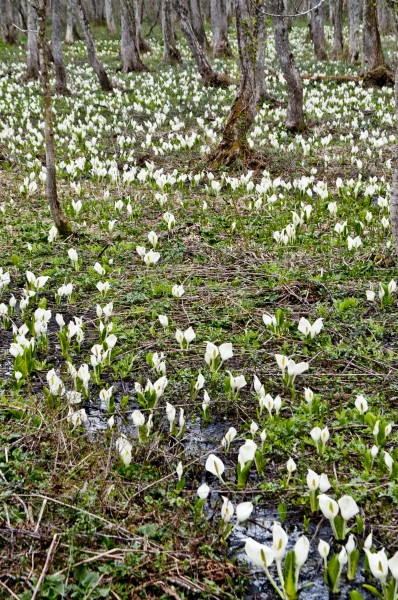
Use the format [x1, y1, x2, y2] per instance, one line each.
[245, 538, 274, 568]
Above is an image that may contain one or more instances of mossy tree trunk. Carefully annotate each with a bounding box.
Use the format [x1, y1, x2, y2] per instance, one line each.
[387, 1, 398, 254]
[362, 0, 385, 73]
[208, 0, 266, 166]
[37, 0, 72, 238]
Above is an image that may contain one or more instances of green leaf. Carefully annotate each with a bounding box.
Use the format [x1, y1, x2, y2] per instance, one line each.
[278, 502, 288, 524]
[283, 550, 298, 600]
[362, 584, 384, 599]
[349, 592, 365, 600]
[324, 554, 340, 592]
[348, 549, 360, 580]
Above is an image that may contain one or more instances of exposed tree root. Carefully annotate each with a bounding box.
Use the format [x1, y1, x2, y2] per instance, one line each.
[303, 66, 394, 87]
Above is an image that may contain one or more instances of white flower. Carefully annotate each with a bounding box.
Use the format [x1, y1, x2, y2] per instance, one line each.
[116, 436, 132, 466]
[338, 495, 359, 521]
[236, 501, 254, 524]
[197, 483, 210, 500]
[304, 388, 314, 405]
[228, 372, 247, 392]
[384, 451, 394, 473]
[298, 317, 323, 339]
[221, 496, 234, 523]
[355, 395, 368, 414]
[68, 248, 78, 264]
[365, 548, 388, 584]
[94, 262, 106, 276]
[318, 539, 330, 560]
[148, 231, 158, 247]
[245, 538, 274, 568]
[131, 410, 145, 427]
[238, 439, 257, 469]
[346, 534, 356, 556]
[306, 469, 320, 491]
[318, 494, 339, 520]
[294, 536, 310, 568]
[158, 314, 169, 329]
[172, 284, 185, 298]
[144, 250, 160, 266]
[176, 461, 183, 481]
[388, 551, 398, 580]
[338, 547, 348, 566]
[205, 454, 224, 479]
[272, 523, 288, 560]
[287, 458, 296, 473]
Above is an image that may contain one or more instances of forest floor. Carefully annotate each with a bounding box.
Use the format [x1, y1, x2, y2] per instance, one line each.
[1, 21, 398, 600]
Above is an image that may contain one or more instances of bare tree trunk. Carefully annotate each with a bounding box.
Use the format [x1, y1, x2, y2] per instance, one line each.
[189, 0, 209, 50]
[26, 1, 40, 79]
[135, 0, 151, 52]
[378, 0, 392, 35]
[209, 0, 265, 166]
[210, 0, 231, 57]
[162, 0, 182, 64]
[348, 0, 360, 63]
[362, 0, 385, 73]
[333, 0, 344, 57]
[0, 0, 17, 44]
[174, 0, 230, 86]
[272, 0, 304, 132]
[74, 0, 114, 91]
[310, 0, 327, 60]
[392, 68, 398, 255]
[37, 0, 72, 237]
[65, 0, 74, 43]
[105, 0, 117, 33]
[120, 0, 148, 71]
[52, 0, 69, 94]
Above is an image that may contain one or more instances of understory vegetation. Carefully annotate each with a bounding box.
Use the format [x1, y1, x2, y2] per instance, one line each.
[1, 19, 398, 600]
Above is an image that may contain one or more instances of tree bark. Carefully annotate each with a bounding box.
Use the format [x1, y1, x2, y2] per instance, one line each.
[162, 0, 182, 64]
[272, 0, 305, 132]
[332, 0, 344, 57]
[65, 0, 74, 44]
[0, 0, 17, 44]
[348, 0, 360, 63]
[26, 1, 40, 80]
[209, 0, 265, 166]
[105, 0, 117, 33]
[120, 0, 148, 72]
[387, 1, 398, 254]
[189, 0, 209, 50]
[310, 0, 327, 60]
[74, 0, 114, 91]
[210, 0, 231, 58]
[174, 0, 231, 87]
[378, 0, 392, 34]
[52, 0, 69, 94]
[135, 0, 151, 52]
[362, 0, 385, 73]
[37, 0, 72, 237]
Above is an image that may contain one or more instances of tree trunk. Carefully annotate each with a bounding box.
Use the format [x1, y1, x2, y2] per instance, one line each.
[74, 0, 114, 91]
[37, 0, 72, 238]
[120, 0, 148, 72]
[135, 0, 151, 52]
[209, 0, 265, 166]
[210, 0, 231, 58]
[52, 0, 69, 94]
[332, 0, 344, 57]
[189, 0, 209, 50]
[174, 0, 230, 86]
[362, 0, 385, 73]
[0, 0, 17, 44]
[378, 0, 392, 35]
[105, 0, 117, 33]
[26, 1, 40, 80]
[348, 0, 360, 63]
[272, 0, 305, 132]
[162, 0, 182, 64]
[65, 0, 74, 43]
[390, 54, 398, 254]
[310, 0, 327, 60]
